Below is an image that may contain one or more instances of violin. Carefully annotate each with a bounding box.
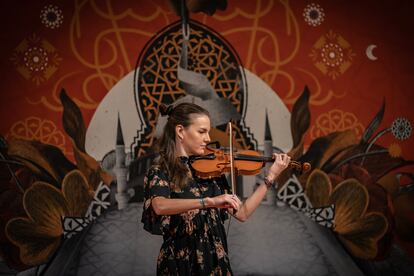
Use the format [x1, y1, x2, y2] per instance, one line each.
[190, 141, 311, 179]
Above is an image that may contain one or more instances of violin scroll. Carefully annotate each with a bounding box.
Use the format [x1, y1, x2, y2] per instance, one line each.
[289, 161, 311, 173]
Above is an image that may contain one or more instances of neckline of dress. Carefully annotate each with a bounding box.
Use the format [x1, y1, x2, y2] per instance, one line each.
[178, 156, 191, 166]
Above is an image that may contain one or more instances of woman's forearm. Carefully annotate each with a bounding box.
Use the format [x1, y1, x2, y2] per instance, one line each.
[151, 197, 204, 215]
[152, 193, 242, 216]
[235, 182, 269, 221]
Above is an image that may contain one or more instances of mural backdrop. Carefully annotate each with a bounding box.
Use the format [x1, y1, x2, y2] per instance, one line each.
[1, 0, 414, 275]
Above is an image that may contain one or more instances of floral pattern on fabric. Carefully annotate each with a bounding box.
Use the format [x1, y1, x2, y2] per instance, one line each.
[141, 158, 233, 275]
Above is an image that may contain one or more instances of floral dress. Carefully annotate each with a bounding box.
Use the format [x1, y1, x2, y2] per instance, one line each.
[141, 157, 233, 275]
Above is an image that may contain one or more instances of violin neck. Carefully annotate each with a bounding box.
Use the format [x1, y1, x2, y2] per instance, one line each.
[235, 154, 273, 162]
[235, 154, 302, 170]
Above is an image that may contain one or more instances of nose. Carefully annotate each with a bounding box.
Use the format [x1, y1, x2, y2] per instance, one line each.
[205, 133, 211, 143]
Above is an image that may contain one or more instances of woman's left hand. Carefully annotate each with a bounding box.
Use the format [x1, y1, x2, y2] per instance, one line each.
[266, 153, 291, 183]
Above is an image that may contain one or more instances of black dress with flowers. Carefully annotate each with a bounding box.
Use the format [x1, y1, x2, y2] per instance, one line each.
[141, 157, 233, 275]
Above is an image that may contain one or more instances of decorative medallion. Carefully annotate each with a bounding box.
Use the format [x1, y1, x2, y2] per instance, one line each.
[303, 3, 325, 27]
[310, 109, 364, 139]
[310, 30, 355, 79]
[391, 117, 412, 141]
[10, 34, 61, 85]
[7, 117, 66, 152]
[133, 20, 254, 157]
[40, 4, 64, 29]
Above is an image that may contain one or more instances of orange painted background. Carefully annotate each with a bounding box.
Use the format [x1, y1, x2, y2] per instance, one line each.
[1, 0, 414, 271]
[1, 0, 413, 161]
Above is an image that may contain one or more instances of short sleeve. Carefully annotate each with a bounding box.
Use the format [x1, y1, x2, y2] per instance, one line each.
[141, 166, 171, 235]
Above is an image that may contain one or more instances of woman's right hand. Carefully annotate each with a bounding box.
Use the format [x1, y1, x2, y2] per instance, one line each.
[205, 194, 242, 211]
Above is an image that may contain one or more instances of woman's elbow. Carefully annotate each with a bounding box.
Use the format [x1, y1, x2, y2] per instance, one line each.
[151, 198, 165, 215]
[152, 204, 162, 215]
[237, 217, 247, 223]
[235, 212, 248, 222]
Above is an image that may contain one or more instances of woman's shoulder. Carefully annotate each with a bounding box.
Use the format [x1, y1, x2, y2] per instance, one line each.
[146, 164, 168, 180]
[147, 163, 161, 172]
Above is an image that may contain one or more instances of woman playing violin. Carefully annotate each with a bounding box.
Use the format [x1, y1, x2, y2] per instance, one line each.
[141, 102, 291, 275]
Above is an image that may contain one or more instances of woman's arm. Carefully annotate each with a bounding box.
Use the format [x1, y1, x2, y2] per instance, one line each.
[230, 182, 269, 222]
[229, 153, 291, 222]
[152, 153, 290, 218]
[151, 197, 202, 215]
[152, 193, 241, 215]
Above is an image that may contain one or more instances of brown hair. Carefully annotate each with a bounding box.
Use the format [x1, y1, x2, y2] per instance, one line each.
[155, 102, 210, 188]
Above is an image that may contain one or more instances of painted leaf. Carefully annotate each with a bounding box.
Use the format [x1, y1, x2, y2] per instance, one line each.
[300, 131, 344, 170]
[326, 139, 414, 184]
[338, 212, 388, 259]
[329, 164, 374, 188]
[7, 139, 76, 187]
[363, 156, 414, 183]
[305, 169, 332, 208]
[0, 135, 7, 150]
[330, 179, 368, 234]
[360, 98, 385, 144]
[60, 89, 113, 189]
[22, 182, 68, 233]
[317, 130, 358, 169]
[6, 218, 61, 266]
[321, 144, 361, 173]
[350, 143, 414, 182]
[62, 170, 93, 217]
[73, 143, 113, 190]
[5, 182, 69, 265]
[393, 193, 414, 242]
[0, 168, 33, 271]
[60, 89, 86, 152]
[377, 172, 400, 199]
[328, 163, 394, 259]
[290, 86, 311, 149]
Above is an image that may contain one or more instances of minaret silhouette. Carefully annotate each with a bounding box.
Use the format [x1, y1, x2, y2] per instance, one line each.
[115, 113, 130, 209]
[261, 110, 276, 205]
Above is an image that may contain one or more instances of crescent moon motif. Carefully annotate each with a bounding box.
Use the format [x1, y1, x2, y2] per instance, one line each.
[366, 45, 378, 61]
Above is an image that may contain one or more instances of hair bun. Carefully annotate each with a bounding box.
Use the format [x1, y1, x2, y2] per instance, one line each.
[159, 104, 174, 117]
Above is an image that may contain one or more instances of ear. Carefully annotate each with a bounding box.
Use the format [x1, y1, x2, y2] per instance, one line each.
[175, 124, 185, 140]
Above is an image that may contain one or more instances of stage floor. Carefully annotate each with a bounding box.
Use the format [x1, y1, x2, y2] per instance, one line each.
[40, 202, 364, 276]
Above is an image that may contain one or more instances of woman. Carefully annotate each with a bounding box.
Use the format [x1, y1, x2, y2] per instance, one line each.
[141, 102, 291, 275]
